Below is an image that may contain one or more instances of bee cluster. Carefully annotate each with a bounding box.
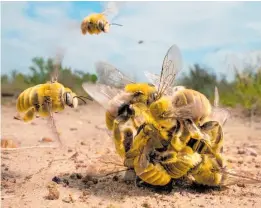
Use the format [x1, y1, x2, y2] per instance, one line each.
[82, 44, 261, 189]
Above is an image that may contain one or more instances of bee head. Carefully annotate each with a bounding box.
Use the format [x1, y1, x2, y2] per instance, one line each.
[98, 20, 110, 33]
[149, 97, 171, 119]
[125, 83, 157, 104]
[64, 91, 78, 108]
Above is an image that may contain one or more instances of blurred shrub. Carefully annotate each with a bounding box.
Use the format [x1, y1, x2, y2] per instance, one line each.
[1, 56, 97, 98]
[2, 56, 261, 115]
[179, 64, 261, 114]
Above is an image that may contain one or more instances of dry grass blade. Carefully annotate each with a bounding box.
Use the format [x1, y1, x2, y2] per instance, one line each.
[1, 145, 59, 152]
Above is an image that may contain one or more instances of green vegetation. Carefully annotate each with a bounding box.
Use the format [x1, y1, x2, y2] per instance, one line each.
[179, 64, 261, 115]
[1, 56, 261, 114]
[1, 56, 97, 98]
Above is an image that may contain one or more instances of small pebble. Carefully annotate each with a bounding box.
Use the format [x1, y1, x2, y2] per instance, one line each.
[70, 128, 77, 131]
[112, 175, 119, 181]
[52, 176, 62, 184]
[237, 149, 245, 155]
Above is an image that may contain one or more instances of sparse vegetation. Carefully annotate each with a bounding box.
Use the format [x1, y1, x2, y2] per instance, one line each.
[1, 56, 97, 99]
[179, 64, 261, 115]
[1, 57, 261, 115]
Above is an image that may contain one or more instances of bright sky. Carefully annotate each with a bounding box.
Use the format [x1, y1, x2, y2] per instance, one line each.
[1, 1, 261, 81]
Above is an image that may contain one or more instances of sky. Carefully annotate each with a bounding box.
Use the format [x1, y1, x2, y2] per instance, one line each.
[1, 1, 261, 82]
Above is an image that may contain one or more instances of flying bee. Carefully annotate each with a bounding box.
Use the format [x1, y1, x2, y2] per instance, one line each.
[81, 10, 122, 35]
[15, 52, 92, 146]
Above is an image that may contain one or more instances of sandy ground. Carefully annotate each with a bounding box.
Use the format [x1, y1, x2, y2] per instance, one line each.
[1, 102, 261, 208]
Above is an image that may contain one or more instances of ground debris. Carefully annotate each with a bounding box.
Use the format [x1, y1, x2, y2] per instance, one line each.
[45, 181, 59, 200]
[62, 193, 75, 203]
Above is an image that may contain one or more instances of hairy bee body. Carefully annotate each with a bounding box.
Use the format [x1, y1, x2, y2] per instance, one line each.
[16, 82, 78, 122]
[124, 124, 171, 186]
[189, 153, 226, 186]
[81, 13, 110, 35]
[149, 89, 212, 129]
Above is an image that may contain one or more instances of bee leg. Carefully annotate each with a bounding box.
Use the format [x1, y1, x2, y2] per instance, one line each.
[112, 118, 131, 158]
[22, 107, 36, 122]
[189, 154, 225, 187]
[134, 176, 144, 188]
[131, 117, 139, 130]
[200, 121, 223, 153]
[123, 169, 136, 183]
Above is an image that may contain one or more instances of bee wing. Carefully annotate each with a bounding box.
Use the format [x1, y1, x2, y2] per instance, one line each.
[44, 100, 63, 147]
[95, 61, 134, 89]
[210, 107, 230, 127]
[144, 71, 161, 89]
[221, 168, 261, 186]
[145, 44, 183, 98]
[50, 48, 65, 83]
[209, 86, 231, 127]
[82, 82, 123, 110]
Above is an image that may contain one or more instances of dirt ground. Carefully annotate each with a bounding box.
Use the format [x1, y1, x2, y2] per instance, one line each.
[1, 102, 261, 208]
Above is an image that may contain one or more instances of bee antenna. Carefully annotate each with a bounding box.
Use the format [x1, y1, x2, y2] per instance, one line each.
[73, 96, 93, 104]
[110, 23, 123, 27]
[78, 95, 93, 101]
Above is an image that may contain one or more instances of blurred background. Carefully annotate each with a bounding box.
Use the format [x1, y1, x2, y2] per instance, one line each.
[1, 1, 261, 115]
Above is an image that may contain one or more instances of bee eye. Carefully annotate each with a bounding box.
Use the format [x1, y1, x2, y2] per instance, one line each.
[134, 91, 143, 97]
[98, 20, 104, 30]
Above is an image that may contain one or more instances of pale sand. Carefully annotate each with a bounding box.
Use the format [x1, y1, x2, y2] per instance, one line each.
[1, 103, 261, 208]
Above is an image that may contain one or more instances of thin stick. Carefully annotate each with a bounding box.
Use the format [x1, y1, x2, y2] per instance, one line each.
[97, 168, 129, 178]
[1, 145, 58, 152]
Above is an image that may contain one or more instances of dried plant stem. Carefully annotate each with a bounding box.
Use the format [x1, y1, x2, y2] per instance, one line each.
[1, 145, 59, 152]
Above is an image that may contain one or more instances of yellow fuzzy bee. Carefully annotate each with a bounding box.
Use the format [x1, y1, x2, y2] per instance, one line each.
[82, 61, 158, 158]
[16, 53, 92, 146]
[81, 11, 122, 35]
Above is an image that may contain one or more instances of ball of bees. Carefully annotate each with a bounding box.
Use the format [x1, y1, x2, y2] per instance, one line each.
[82, 44, 261, 188]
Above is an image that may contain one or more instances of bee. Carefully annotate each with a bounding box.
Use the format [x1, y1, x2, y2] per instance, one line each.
[16, 52, 92, 146]
[81, 10, 122, 35]
[82, 60, 161, 158]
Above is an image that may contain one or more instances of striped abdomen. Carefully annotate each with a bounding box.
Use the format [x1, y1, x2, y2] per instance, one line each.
[16, 84, 42, 113]
[16, 83, 65, 115]
[172, 89, 212, 124]
[134, 157, 171, 186]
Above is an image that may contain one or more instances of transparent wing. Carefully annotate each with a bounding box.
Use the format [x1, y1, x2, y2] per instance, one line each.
[221, 168, 261, 186]
[209, 86, 231, 127]
[144, 71, 161, 88]
[158, 44, 183, 97]
[144, 44, 183, 98]
[82, 82, 123, 110]
[50, 48, 65, 83]
[45, 100, 63, 147]
[95, 61, 134, 89]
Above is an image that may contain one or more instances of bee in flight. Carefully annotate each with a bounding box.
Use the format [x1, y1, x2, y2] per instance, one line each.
[81, 8, 122, 35]
[16, 52, 92, 146]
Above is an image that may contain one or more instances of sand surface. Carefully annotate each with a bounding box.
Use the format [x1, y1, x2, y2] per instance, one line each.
[1, 103, 261, 208]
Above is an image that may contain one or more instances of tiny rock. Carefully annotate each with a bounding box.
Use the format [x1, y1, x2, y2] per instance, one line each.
[237, 183, 246, 188]
[1, 139, 18, 148]
[62, 194, 75, 203]
[46, 181, 59, 200]
[52, 176, 62, 184]
[70, 127, 77, 131]
[237, 149, 245, 155]
[80, 141, 86, 146]
[41, 137, 53, 143]
[246, 148, 257, 157]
